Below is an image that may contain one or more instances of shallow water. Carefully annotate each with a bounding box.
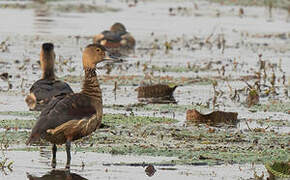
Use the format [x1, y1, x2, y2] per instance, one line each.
[2, 151, 268, 180]
[0, 0, 289, 179]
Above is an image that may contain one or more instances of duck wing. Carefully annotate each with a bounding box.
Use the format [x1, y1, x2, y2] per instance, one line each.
[30, 79, 73, 101]
[102, 31, 122, 42]
[28, 93, 99, 143]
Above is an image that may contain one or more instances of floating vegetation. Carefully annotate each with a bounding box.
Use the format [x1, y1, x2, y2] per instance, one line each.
[104, 103, 208, 113]
[265, 161, 290, 179]
[0, 0, 289, 178]
[0, 111, 39, 117]
[0, 113, 177, 130]
[249, 101, 290, 113]
[0, 129, 14, 174]
[0, 158, 13, 173]
[54, 3, 120, 13]
[0, 113, 289, 165]
[207, 0, 290, 9]
[103, 113, 177, 126]
[0, 2, 120, 13]
[61, 74, 213, 86]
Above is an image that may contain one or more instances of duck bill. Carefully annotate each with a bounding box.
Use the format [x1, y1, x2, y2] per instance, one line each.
[102, 53, 121, 63]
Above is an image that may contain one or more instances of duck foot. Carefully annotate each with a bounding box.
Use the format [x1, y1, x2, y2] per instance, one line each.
[51, 144, 57, 168]
[51, 161, 56, 169]
[65, 140, 71, 170]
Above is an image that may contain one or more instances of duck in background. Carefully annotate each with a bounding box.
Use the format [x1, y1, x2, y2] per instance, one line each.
[25, 43, 73, 111]
[93, 22, 135, 56]
[136, 84, 178, 104]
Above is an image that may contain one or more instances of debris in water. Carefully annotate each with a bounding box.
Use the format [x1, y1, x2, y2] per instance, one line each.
[145, 164, 156, 177]
[246, 89, 259, 107]
[0, 72, 12, 91]
[265, 161, 290, 180]
[239, 8, 244, 18]
[0, 73, 9, 81]
[253, 171, 264, 180]
[244, 81, 260, 107]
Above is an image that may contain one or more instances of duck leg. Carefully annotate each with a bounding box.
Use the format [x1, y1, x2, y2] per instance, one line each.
[65, 140, 71, 169]
[51, 144, 57, 168]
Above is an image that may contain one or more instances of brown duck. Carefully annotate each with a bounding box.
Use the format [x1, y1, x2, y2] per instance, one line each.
[93, 22, 135, 56]
[26, 44, 115, 169]
[25, 43, 73, 111]
[136, 84, 178, 103]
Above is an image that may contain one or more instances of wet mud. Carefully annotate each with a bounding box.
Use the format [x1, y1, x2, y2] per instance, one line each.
[0, 0, 289, 179]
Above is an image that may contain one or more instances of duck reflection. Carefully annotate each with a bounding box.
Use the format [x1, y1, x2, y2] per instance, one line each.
[33, 2, 54, 34]
[27, 170, 88, 180]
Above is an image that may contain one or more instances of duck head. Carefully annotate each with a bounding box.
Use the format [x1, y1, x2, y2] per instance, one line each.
[82, 44, 116, 69]
[110, 22, 127, 33]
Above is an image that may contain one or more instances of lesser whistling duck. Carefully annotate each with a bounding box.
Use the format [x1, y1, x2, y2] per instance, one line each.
[186, 109, 238, 126]
[25, 43, 73, 111]
[93, 22, 135, 56]
[26, 44, 116, 169]
[136, 84, 178, 103]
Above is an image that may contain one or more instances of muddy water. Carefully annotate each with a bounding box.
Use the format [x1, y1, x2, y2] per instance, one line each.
[3, 151, 267, 180]
[0, 0, 289, 179]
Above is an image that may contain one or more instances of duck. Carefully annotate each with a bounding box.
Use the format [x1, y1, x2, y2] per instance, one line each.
[25, 43, 73, 111]
[26, 44, 116, 169]
[136, 84, 178, 103]
[93, 22, 135, 56]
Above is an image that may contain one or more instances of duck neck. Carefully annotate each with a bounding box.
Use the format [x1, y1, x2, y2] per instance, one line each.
[81, 68, 102, 104]
[41, 68, 55, 80]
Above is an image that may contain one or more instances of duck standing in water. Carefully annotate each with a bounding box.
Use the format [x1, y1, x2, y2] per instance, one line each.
[26, 44, 116, 169]
[93, 22, 135, 56]
[25, 43, 73, 111]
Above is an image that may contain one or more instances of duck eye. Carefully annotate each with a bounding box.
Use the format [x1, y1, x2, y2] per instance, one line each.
[96, 48, 101, 52]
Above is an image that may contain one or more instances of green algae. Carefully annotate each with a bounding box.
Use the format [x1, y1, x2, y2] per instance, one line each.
[269, 162, 290, 176]
[60, 74, 213, 86]
[206, 0, 290, 9]
[0, 111, 39, 117]
[265, 161, 290, 178]
[0, 110, 288, 166]
[256, 119, 290, 128]
[0, 113, 177, 130]
[105, 103, 209, 113]
[0, 2, 120, 13]
[0, 119, 35, 130]
[1, 116, 288, 165]
[103, 114, 177, 125]
[151, 64, 202, 73]
[249, 101, 290, 113]
[54, 3, 120, 13]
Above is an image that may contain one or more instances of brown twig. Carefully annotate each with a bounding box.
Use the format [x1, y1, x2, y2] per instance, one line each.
[245, 120, 252, 132]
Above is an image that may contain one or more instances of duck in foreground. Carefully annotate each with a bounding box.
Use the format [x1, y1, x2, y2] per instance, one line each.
[93, 22, 135, 56]
[25, 43, 73, 111]
[26, 44, 116, 169]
